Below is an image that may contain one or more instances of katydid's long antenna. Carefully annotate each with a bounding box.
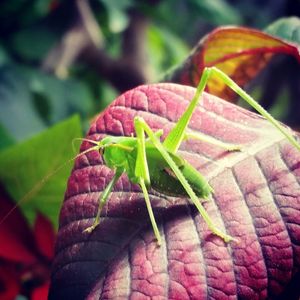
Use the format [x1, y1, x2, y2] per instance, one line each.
[72, 137, 100, 154]
[0, 142, 101, 227]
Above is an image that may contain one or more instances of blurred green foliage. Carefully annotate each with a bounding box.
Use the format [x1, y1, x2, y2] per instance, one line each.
[265, 16, 300, 43]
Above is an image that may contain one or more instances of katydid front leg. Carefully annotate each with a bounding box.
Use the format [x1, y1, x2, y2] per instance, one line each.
[83, 168, 123, 233]
[134, 116, 234, 243]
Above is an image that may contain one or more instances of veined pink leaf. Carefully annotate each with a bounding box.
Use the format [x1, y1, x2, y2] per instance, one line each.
[50, 83, 300, 299]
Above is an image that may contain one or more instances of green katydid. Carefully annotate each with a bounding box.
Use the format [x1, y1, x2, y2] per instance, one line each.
[80, 66, 300, 246]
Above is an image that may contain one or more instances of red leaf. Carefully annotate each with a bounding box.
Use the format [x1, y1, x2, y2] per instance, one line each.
[0, 264, 20, 300]
[50, 84, 300, 299]
[31, 281, 50, 300]
[33, 214, 55, 261]
[169, 26, 300, 101]
[0, 186, 37, 264]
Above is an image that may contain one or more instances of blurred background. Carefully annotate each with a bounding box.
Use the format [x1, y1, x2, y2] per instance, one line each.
[0, 1, 300, 299]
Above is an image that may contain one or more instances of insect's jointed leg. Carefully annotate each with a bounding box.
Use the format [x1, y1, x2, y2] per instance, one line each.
[135, 116, 151, 186]
[83, 168, 123, 233]
[163, 68, 213, 153]
[134, 116, 234, 243]
[134, 118, 162, 245]
[184, 131, 241, 151]
[139, 177, 162, 246]
[164, 66, 300, 154]
[209, 67, 300, 151]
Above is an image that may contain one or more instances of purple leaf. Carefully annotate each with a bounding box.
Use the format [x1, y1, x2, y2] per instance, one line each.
[49, 83, 300, 299]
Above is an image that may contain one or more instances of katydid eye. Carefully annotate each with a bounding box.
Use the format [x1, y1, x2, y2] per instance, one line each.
[99, 148, 104, 156]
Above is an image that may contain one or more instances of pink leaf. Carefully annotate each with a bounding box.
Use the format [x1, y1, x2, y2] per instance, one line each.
[50, 83, 300, 299]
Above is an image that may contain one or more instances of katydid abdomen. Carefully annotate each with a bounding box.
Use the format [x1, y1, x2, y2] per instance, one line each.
[102, 138, 212, 199]
[144, 146, 213, 199]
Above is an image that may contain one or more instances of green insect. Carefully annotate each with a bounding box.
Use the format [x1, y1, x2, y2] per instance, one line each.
[82, 67, 300, 246]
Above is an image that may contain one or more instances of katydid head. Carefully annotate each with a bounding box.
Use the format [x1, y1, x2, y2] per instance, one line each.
[75, 136, 135, 161]
[73, 137, 128, 157]
[96, 136, 135, 169]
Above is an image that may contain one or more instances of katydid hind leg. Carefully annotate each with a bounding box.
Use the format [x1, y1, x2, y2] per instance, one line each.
[164, 66, 300, 154]
[163, 68, 213, 153]
[209, 67, 300, 152]
[139, 177, 162, 246]
[135, 117, 235, 243]
[184, 131, 242, 152]
[83, 168, 123, 233]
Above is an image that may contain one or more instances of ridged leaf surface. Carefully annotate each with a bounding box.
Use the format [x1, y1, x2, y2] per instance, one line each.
[50, 83, 300, 299]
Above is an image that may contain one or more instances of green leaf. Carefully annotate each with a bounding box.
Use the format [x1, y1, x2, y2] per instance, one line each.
[28, 70, 94, 124]
[0, 64, 93, 140]
[0, 115, 82, 228]
[32, 0, 53, 18]
[11, 26, 58, 61]
[0, 65, 46, 140]
[0, 124, 15, 151]
[0, 0, 53, 27]
[0, 46, 10, 66]
[190, 0, 242, 25]
[99, 0, 132, 33]
[147, 25, 189, 78]
[265, 16, 300, 45]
